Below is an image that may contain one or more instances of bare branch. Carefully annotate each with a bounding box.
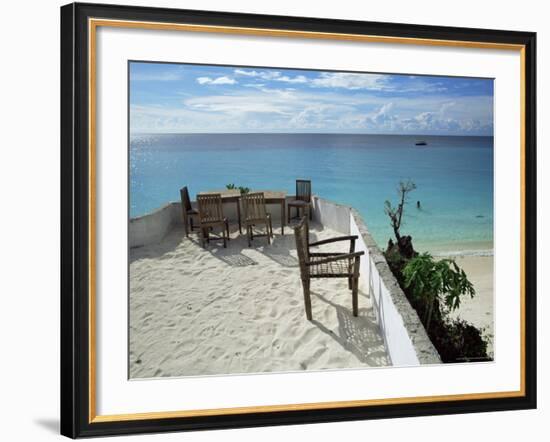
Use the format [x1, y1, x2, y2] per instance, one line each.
[385, 180, 417, 244]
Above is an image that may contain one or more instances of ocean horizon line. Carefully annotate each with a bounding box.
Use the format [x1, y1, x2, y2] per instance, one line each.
[130, 132, 494, 138]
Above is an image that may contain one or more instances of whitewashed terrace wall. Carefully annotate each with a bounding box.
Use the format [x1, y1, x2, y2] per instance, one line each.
[129, 202, 182, 249]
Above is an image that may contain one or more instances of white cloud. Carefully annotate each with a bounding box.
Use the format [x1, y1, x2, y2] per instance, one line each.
[402, 99, 492, 133]
[439, 101, 456, 115]
[311, 73, 391, 90]
[370, 103, 397, 124]
[130, 104, 246, 133]
[185, 92, 295, 115]
[235, 69, 308, 84]
[244, 83, 266, 89]
[234, 69, 281, 80]
[400, 110, 489, 133]
[288, 104, 353, 129]
[233, 69, 257, 77]
[233, 69, 448, 92]
[309, 73, 449, 93]
[130, 72, 183, 81]
[276, 75, 308, 84]
[196, 76, 237, 85]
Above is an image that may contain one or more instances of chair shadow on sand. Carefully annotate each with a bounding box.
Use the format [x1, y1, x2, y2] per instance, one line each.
[130, 221, 321, 269]
[130, 225, 259, 267]
[197, 227, 258, 267]
[259, 234, 299, 267]
[258, 230, 322, 267]
[310, 291, 389, 367]
[207, 225, 320, 269]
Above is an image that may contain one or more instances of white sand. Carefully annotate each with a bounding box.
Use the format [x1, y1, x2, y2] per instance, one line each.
[129, 223, 389, 379]
[447, 255, 494, 357]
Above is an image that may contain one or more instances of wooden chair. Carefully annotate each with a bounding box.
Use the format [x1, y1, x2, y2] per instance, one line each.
[180, 186, 199, 237]
[294, 217, 364, 320]
[288, 179, 312, 223]
[241, 192, 273, 246]
[196, 194, 230, 248]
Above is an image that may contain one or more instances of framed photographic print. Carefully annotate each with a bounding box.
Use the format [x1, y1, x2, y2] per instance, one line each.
[60, 2, 537, 438]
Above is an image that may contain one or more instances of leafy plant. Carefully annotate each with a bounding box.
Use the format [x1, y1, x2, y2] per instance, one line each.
[402, 253, 475, 330]
[226, 183, 250, 194]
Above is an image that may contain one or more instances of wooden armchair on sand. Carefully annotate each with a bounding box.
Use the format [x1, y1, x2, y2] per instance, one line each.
[293, 217, 364, 320]
[241, 192, 273, 246]
[287, 179, 312, 223]
[180, 186, 199, 237]
[196, 194, 230, 248]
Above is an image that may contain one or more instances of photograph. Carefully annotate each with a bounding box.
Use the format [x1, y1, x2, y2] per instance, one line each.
[128, 61, 495, 379]
[55, 1, 537, 438]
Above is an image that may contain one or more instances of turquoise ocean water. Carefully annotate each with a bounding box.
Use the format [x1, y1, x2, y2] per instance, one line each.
[130, 134, 493, 255]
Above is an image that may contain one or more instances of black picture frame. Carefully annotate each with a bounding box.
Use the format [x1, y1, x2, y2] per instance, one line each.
[60, 2, 537, 438]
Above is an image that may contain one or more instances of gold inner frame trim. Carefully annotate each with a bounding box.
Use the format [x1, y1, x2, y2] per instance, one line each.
[88, 18, 527, 424]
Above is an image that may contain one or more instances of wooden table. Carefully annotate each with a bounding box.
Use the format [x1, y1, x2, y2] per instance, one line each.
[198, 190, 287, 235]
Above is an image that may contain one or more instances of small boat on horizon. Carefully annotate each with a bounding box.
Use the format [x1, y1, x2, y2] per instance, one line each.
[415, 140, 428, 146]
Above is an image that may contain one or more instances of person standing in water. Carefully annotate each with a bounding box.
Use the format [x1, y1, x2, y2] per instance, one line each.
[417, 200, 421, 209]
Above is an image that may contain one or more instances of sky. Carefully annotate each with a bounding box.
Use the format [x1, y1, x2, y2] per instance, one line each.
[129, 62, 494, 136]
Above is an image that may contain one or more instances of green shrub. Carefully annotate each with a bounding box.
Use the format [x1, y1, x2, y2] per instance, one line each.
[403, 253, 475, 330]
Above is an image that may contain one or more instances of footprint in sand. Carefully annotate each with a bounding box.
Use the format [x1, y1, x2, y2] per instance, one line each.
[177, 341, 197, 353]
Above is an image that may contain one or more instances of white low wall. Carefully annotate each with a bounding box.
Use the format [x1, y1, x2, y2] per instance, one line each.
[129, 202, 182, 248]
[311, 196, 350, 234]
[350, 209, 441, 365]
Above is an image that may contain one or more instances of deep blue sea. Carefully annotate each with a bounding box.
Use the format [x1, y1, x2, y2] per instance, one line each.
[130, 134, 493, 254]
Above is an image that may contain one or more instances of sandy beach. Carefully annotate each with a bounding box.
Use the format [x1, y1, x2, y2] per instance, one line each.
[446, 255, 494, 357]
[129, 223, 389, 379]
